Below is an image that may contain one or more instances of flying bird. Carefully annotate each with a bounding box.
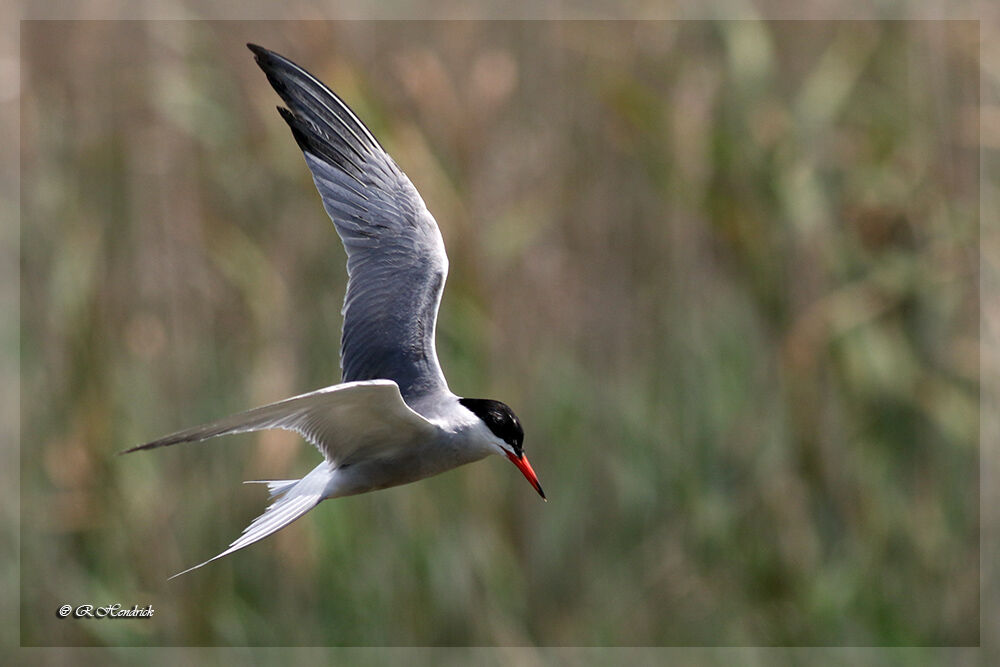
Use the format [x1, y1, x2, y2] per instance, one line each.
[123, 44, 544, 578]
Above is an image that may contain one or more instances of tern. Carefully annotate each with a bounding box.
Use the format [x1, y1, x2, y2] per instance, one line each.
[123, 44, 545, 578]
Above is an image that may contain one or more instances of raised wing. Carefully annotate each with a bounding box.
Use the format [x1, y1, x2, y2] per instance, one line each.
[122, 380, 437, 466]
[248, 44, 450, 401]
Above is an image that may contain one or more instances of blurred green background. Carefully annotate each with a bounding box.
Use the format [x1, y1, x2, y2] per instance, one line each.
[20, 20, 979, 646]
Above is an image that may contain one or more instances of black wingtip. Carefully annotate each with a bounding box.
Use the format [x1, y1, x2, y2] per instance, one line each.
[247, 43, 285, 77]
[118, 439, 166, 455]
[246, 42, 269, 59]
[247, 43, 268, 68]
[247, 43, 292, 74]
[275, 105, 310, 154]
[247, 42, 383, 176]
[118, 436, 187, 456]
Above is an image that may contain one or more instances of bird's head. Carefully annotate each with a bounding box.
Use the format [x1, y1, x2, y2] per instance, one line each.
[458, 397, 545, 500]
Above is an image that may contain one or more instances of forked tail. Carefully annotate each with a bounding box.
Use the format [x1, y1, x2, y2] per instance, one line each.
[169, 462, 332, 579]
[243, 478, 299, 498]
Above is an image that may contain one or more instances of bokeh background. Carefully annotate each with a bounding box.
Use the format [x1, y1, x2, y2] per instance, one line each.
[20, 20, 980, 646]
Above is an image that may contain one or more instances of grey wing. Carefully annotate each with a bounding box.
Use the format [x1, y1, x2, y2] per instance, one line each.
[122, 380, 437, 466]
[249, 44, 450, 401]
